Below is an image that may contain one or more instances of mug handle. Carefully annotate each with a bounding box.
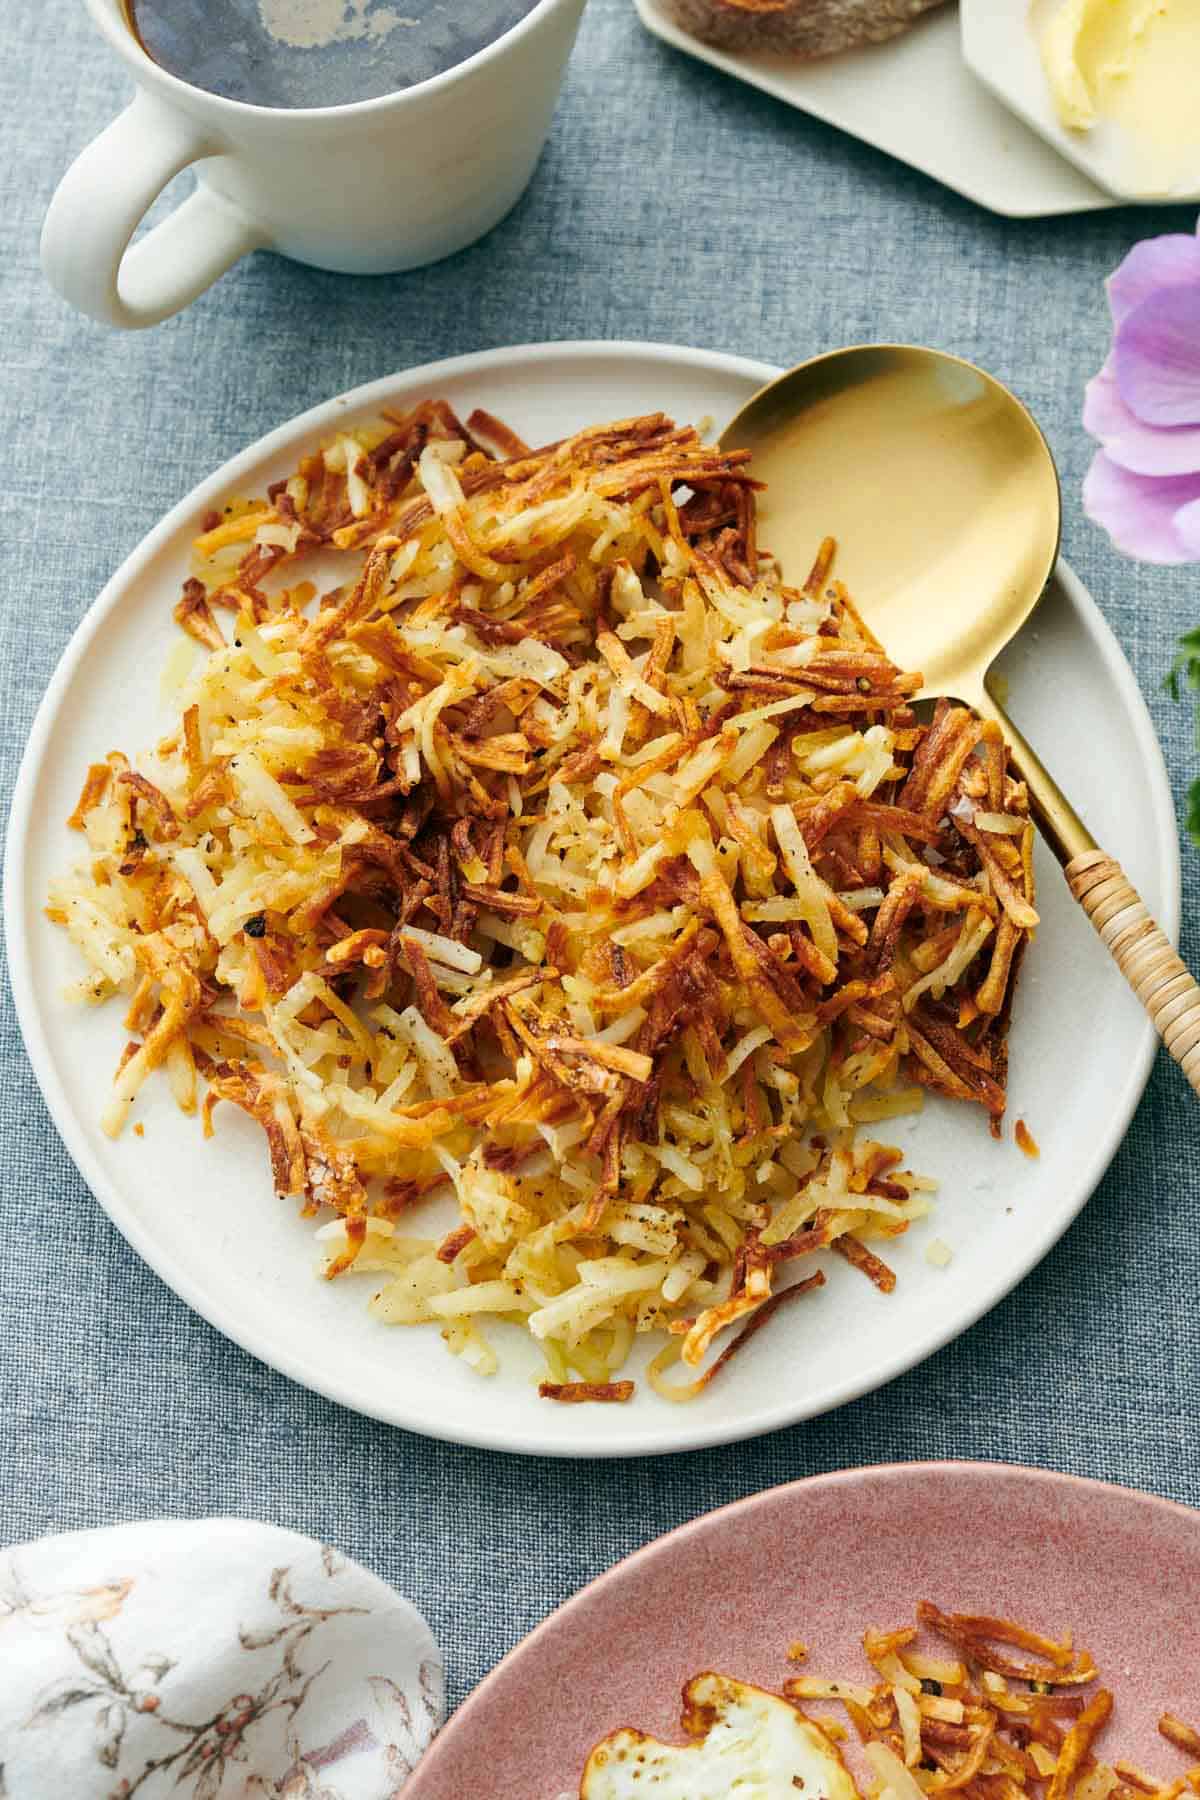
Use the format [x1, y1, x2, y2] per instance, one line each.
[41, 89, 264, 329]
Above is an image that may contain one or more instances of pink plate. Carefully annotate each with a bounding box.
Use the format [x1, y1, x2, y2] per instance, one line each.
[407, 1462, 1200, 1798]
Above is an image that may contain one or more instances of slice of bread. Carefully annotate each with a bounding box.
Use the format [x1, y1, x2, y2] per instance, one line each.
[660, 0, 948, 58]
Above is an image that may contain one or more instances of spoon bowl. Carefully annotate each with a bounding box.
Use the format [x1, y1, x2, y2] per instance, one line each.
[720, 344, 1062, 711]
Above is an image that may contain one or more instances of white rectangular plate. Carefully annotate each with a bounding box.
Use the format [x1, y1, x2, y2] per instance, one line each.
[633, 0, 1113, 218]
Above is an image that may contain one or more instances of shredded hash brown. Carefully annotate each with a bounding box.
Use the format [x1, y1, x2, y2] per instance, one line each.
[568, 1606, 1198, 1800]
[783, 1605, 1200, 1800]
[49, 400, 1038, 1403]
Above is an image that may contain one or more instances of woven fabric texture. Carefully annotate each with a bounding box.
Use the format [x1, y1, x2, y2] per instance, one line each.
[2, 0, 1199, 1718]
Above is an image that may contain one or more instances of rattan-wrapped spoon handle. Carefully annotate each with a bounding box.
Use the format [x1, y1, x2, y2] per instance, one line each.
[1066, 850, 1200, 1096]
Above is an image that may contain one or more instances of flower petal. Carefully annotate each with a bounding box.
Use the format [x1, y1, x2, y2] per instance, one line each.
[1083, 451, 1200, 563]
[1175, 496, 1200, 559]
[1083, 360, 1200, 474]
[1114, 284, 1200, 427]
[1082, 356, 1120, 430]
[1106, 233, 1200, 326]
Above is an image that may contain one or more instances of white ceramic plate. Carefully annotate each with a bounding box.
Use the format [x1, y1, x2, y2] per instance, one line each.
[633, 0, 1113, 218]
[961, 0, 1200, 205]
[5, 340, 1179, 1459]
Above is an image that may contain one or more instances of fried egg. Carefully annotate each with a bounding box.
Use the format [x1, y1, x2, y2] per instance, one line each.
[579, 1671, 862, 1799]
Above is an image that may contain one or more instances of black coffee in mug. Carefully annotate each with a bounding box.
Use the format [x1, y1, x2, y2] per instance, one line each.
[125, 0, 540, 108]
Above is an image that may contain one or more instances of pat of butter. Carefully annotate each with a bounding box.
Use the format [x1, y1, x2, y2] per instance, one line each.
[1038, 0, 1200, 191]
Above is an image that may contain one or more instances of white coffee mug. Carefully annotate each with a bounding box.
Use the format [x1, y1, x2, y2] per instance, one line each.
[42, 0, 587, 330]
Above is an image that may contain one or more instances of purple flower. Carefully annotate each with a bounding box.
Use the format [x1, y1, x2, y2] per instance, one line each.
[1083, 223, 1200, 564]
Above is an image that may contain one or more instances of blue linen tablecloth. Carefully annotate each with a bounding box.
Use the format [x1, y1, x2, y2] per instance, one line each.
[2, 0, 1199, 1718]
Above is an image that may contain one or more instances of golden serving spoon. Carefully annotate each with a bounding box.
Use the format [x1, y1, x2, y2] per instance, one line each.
[721, 343, 1200, 1097]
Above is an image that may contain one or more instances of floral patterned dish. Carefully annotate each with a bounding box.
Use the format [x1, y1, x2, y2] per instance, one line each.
[1, 1517, 442, 1799]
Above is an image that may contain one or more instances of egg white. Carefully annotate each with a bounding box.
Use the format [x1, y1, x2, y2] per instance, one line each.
[580, 1671, 862, 1799]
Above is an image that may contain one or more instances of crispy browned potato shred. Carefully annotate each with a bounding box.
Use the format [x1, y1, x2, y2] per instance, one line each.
[786, 1607, 1200, 1800]
[49, 399, 1038, 1404]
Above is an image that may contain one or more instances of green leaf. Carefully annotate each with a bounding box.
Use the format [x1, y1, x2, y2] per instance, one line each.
[1164, 626, 1200, 700]
[1165, 631, 1200, 843]
[1186, 776, 1200, 847]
